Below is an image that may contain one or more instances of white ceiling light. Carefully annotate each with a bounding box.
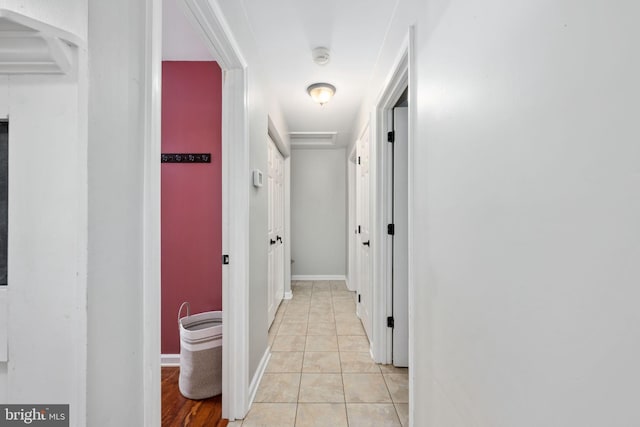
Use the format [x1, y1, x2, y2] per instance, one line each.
[312, 47, 331, 65]
[307, 83, 336, 106]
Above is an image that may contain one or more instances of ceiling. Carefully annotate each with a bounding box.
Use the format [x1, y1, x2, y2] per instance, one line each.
[163, 0, 399, 148]
[162, 0, 213, 61]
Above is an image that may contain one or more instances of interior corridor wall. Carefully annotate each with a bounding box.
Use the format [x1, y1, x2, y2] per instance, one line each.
[0, 2, 88, 423]
[161, 61, 222, 355]
[353, 0, 640, 425]
[291, 148, 346, 277]
[212, 0, 292, 385]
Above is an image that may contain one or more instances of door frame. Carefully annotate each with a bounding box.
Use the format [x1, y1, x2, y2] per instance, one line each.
[142, 0, 162, 424]
[183, 0, 250, 420]
[144, 0, 252, 421]
[371, 25, 415, 421]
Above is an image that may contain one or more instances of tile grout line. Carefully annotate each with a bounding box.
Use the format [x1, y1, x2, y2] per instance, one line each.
[331, 280, 351, 427]
[381, 369, 403, 425]
[293, 281, 304, 426]
[298, 282, 309, 425]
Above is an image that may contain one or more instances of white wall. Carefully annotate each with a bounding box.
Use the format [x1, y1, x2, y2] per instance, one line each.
[0, 0, 87, 37]
[210, 0, 291, 381]
[291, 148, 347, 277]
[0, 3, 88, 424]
[86, 0, 150, 424]
[0, 71, 87, 420]
[1, 0, 292, 423]
[354, 0, 640, 425]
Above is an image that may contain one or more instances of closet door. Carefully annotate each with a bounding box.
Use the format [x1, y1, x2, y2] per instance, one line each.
[268, 136, 285, 326]
[357, 126, 372, 339]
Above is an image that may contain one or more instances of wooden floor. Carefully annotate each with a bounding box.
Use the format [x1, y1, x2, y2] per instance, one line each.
[162, 367, 227, 427]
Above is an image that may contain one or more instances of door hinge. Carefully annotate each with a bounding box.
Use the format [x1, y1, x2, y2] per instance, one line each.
[387, 131, 395, 143]
[358, 225, 361, 234]
[387, 316, 394, 328]
[357, 156, 361, 164]
[358, 294, 361, 303]
[387, 224, 395, 235]
[222, 254, 230, 265]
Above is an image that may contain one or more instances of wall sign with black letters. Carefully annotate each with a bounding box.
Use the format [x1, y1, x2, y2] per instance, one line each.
[161, 153, 211, 163]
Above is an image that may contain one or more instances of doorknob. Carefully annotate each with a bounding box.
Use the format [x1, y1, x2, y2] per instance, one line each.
[362, 240, 370, 246]
[270, 238, 276, 245]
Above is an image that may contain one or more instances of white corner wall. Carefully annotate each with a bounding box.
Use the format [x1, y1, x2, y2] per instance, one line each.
[355, 0, 640, 425]
[0, 71, 88, 421]
[0, 3, 88, 424]
[291, 148, 347, 277]
[0, 2, 160, 424]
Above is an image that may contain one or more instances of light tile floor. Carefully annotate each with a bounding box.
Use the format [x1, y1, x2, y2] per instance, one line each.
[229, 280, 409, 427]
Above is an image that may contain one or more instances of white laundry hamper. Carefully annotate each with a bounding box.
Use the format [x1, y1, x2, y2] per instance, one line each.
[178, 302, 223, 399]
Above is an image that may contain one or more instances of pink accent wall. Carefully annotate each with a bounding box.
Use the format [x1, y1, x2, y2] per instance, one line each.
[161, 61, 222, 354]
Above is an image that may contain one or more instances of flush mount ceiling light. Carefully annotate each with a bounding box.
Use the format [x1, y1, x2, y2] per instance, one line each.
[307, 83, 336, 106]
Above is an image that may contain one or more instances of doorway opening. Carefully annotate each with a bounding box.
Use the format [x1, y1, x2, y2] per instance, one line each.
[146, 0, 251, 422]
[159, 60, 224, 425]
[372, 27, 415, 425]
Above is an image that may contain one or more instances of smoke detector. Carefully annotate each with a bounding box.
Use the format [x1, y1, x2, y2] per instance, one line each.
[312, 47, 331, 66]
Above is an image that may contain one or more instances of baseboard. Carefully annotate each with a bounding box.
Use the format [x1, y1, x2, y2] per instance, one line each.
[161, 354, 180, 367]
[248, 347, 271, 407]
[291, 275, 347, 281]
[345, 277, 356, 292]
[284, 291, 293, 300]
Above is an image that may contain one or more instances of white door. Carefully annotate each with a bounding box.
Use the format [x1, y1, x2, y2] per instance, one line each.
[268, 136, 285, 326]
[357, 127, 372, 339]
[347, 152, 358, 292]
[392, 107, 409, 367]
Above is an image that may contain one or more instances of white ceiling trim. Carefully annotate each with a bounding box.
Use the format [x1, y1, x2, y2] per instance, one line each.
[0, 9, 82, 75]
[181, 0, 247, 68]
[290, 131, 338, 148]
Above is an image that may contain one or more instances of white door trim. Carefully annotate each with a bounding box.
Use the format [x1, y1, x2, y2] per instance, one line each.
[371, 27, 415, 425]
[219, 68, 250, 421]
[143, 0, 162, 425]
[283, 156, 291, 298]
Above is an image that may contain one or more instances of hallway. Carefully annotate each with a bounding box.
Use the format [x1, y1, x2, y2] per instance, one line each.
[2, 1, 638, 425]
[231, 280, 408, 426]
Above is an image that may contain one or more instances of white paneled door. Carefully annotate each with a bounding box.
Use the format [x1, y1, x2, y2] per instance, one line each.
[268, 136, 285, 326]
[357, 127, 372, 339]
[392, 107, 409, 367]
